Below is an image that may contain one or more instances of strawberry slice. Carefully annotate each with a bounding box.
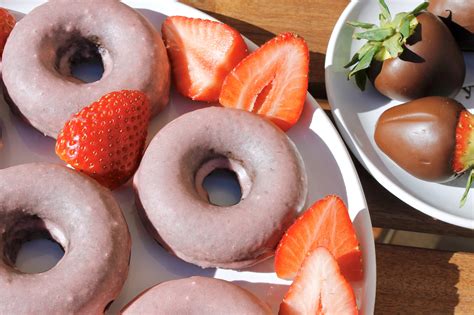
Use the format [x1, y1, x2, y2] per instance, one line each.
[161, 16, 248, 102]
[275, 195, 363, 282]
[56, 90, 150, 190]
[0, 8, 15, 57]
[219, 32, 309, 131]
[279, 247, 358, 315]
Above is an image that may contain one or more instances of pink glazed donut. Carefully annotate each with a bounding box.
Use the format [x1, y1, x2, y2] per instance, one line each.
[2, 0, 170, 138]
[134, 107, 307, 269]
[0, 163, 131, 314]
[121, 276, 272, 314]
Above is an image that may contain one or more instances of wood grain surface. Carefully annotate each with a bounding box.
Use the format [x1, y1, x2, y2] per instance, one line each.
[179, 1, 474, 313]
[376, 244, 474, 314]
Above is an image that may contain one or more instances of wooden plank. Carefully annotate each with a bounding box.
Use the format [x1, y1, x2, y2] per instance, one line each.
[376, 244, 474, 314]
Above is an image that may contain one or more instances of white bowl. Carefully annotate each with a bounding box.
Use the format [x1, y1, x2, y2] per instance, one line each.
[0, 0, 376, 313]
[325, 0, 474, 229]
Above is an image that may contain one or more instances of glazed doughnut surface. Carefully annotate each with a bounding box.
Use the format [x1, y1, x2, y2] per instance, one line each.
[0, 163, 131, 314]
[2, 0, 170, 138]
[121, 276, 272, 315]
[134, 107, 307, 269]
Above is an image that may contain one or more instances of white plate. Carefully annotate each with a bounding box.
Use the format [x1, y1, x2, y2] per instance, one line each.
[326, 0, 474, 229]
[0, 0, 376, 313]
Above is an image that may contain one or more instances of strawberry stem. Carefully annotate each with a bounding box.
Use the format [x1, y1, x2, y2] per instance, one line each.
[345, 0, 429, 90]
[460, 169, 473, 208]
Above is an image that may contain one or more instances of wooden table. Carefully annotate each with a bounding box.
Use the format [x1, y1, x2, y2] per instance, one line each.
[181, 1, 474, 313]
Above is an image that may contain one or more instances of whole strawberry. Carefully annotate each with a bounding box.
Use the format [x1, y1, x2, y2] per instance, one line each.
[0, 8, 15, 57]
[56, 90, 150, 189]
[375, 96, 474, 206]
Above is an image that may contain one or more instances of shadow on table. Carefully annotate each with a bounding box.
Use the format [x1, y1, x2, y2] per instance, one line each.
[376, 245, 460, 314]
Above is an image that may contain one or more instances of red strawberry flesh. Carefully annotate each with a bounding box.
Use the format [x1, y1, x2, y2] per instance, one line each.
[219, 32, 309, 131]
[454, 110, 474, 206]
[162, 16, 248, 102]
[0, 8, 15, 57]
[55, 90, 150, 189]
[453, 110, 474, 173]
[275, 195, 363, 282]
[279, 247, 358, 315]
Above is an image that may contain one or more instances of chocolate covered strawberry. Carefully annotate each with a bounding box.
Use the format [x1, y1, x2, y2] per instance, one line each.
[375, 96, 474, 206]
[429, 0, 474, 50]
[56, 90, 150, 189]
[346, 0, 465, 101]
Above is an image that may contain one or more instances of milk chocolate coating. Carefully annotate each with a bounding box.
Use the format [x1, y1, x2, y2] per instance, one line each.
[121, 276, 272, 314]
[0, 163, 131, 314]
[429, 0, 474, 50]
[2, 0, 170, 138]
[369, 12, 465, 101]
[134, 107, 307, 269]
[375, 96, 463, 182]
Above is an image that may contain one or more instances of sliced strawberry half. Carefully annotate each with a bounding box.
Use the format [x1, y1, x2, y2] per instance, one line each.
[219, 32, 309, 131]
[275, 195, 363, 282]
[161, 16, 248, 102]
[279, 247, 358, 315]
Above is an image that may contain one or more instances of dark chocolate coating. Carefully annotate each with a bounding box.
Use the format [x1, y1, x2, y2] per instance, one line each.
[429, 0, 474, 50]
[374, 96, 463, 182]
[369, 12, 465, 101]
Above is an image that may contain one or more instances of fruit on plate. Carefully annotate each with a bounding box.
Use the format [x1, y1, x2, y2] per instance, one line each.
[279, 247, 358, 315]
[275, 195, 363, 282]
[345, 0, 465, 102]
[0, 8, 15, 57]
[374, 96, 474, 207]
[56, 90, 150, 190]
[219, 32, 309, 131]
[161, 16, 248, 102]
[429, 0, 474, 50]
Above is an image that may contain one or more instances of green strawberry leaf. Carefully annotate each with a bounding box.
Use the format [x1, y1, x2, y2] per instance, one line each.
[383, 33, 403, 58]
[345, 42, 376, 69]
[355, 70, 367, 91]
[410, 2, 429, 15]
[399, 16, 411, 38]
[378, 0, 392, 25]
[346, 0, 428, 91]
[347, 21, 376, 29]
[349, 44, 377, 77]
[354, 27, 395, 41]
[460, 169, 474, 208]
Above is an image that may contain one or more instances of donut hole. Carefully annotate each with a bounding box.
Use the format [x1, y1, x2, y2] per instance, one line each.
[55, 32, 106, 83]
[195, 157, 252, 207]
[2, 214, 65, 274]
[203, 169, 242, 206]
